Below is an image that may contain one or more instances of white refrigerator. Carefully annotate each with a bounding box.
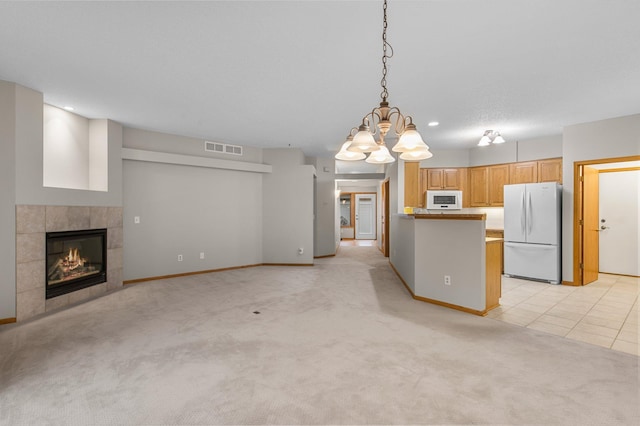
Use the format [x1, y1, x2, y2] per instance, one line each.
[504, 182, 562, 284]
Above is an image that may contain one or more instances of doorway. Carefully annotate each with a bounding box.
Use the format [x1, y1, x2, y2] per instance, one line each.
[573, 155, 640, 285]
[355, 194, 377, 240]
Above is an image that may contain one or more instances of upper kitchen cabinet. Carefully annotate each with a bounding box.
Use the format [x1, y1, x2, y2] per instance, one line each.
[510, 158, 562, 184]
[411, 159, 560, 209]
[419, 168, 429, 207]
[426, 168, 465, 190]
[488, 165, 509, 205]
[418, 168, 466, 207]
[469, 167, 488, 206]
[509, 161, 538, 184]
[404, 162, 421, 208]
[538, 158, 563, 183]
[469, 164, 510, 207]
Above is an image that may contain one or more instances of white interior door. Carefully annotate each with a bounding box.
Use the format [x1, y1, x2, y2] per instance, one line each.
[599, 170, 639, 276]
[355, 194, 376, 240]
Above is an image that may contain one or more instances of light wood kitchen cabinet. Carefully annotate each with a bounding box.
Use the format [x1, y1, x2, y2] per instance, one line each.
[411, 158, 560, 209]
[510, 158, 562, 184]
[419, 168, 429, 207]
[419, 168, 467, 207]
[404, 162, 420, 208]
[509, 161, 538, 184]
[426, 168, 464, 190]
[485, 238, 502, 312]
[469, 164, 509, 207]
[486, 229, 504, 274]
[468, 167, 488, 206]
[426, 169, 444, 189]
[488, 164, 509, 205]
[538, 158, 563, 183]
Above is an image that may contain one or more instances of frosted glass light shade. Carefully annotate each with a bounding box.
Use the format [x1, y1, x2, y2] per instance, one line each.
[365, 145, 395, 164]
[392, 124, 427, 152]
[399, 146, 433, 161]
[478, 135, 491, 146]
[493, 133, 505, 144]
[347, 125, 379, 153]
[335, 141, 366, 161]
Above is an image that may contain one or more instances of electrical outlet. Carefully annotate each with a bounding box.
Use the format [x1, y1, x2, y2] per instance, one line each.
[178, 254, 183, 262]
[298, 248, 304, 255]
[444, 275, 451, 285]
[134, 216, 140, 224]
[200, 252, 205, 259]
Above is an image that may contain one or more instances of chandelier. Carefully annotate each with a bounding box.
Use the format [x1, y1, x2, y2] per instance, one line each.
[335, 0, 433, 164]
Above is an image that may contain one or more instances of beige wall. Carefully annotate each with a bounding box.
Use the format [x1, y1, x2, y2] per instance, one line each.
[0, 81, 17, 319]
[15, 86, 123, 207]
[419, 135, 562, 169]
[43, 104, 90, 190]
[262, 149, 315, 264]
[562, 113, 640, 283]
[309, 156, 338, 257]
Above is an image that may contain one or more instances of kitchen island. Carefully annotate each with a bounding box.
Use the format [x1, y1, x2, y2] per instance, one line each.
[390, 213, 501, 315]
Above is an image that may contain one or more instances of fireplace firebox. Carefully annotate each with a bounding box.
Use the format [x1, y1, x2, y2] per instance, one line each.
[46, 228, 107, 299]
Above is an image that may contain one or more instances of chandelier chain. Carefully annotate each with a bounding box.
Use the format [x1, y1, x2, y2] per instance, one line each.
[336, 0, 432, 163]
[380, 0, 394, 102]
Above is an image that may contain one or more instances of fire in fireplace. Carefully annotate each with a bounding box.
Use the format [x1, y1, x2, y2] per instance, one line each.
[46, 228, 107, 299]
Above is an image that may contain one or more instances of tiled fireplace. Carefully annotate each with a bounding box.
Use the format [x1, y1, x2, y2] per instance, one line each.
[16, 205, 123, 322]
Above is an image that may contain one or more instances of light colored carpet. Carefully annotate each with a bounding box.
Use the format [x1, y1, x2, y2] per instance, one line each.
[1, 246, 638, 425]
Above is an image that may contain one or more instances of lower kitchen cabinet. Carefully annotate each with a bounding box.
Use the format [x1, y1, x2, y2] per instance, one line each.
[486, 229, 504, 274]
[485, 238, 503, 312]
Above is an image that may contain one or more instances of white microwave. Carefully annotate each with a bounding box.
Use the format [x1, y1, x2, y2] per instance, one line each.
[426, 190, 462, 210]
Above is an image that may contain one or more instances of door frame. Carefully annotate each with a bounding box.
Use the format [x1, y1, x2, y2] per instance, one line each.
[573, 155, 640, 285]
[381, 179, 390, 256]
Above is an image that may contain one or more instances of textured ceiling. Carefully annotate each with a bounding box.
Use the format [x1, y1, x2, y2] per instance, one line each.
[1, 0, 639, 158]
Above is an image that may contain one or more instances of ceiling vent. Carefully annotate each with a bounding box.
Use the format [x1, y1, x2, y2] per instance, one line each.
[204, 141, 243, 156]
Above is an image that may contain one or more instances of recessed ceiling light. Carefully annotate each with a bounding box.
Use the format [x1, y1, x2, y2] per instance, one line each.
[63, 106, 75, 111]
[428, 121, 439, 127]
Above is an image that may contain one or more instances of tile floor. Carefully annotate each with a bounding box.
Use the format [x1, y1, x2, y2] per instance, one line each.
[487, 273, 639, 356]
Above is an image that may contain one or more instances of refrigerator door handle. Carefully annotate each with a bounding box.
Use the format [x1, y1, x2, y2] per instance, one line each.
[521, 192, 526, 234]
[527, 191, 533, 234]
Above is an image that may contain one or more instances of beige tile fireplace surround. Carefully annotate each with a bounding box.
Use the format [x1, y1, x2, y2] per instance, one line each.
[15, 205, 123, 322]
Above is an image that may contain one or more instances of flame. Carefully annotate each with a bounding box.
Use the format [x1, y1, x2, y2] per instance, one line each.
[63, 248, 85, 271]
